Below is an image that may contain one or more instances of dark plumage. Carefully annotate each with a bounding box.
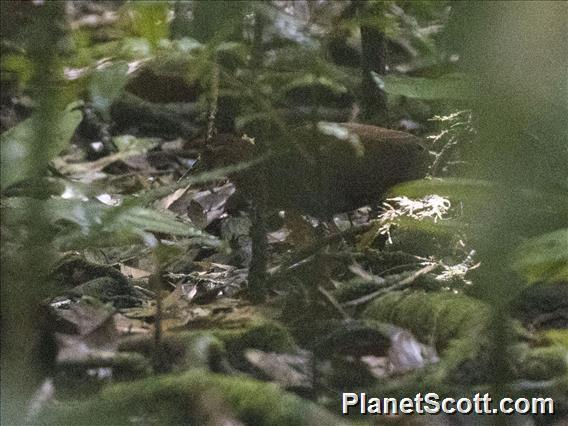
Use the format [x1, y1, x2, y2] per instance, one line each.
[203, 123, 430, 218]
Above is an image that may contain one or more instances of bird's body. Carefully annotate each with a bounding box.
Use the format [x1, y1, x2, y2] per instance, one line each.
[203, 123, 430, 218]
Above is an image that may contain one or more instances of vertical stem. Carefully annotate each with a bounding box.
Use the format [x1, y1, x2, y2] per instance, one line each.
[1, 2, 65, 423]
[248, 193, 268, 303]
[205, 60, 219, 143]
[356, 0, 389, 124]
[251, 12, 264, 72]
[246, 11, 269, 303]
[149, 249, 166, 373]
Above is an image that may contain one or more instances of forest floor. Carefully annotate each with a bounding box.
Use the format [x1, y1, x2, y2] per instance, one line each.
[1, 2, 566, 425]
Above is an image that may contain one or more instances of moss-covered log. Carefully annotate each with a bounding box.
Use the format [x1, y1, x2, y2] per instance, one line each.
[362, 291, 489, 351]
[39, 370, 347, 426]
[363, 291, 567, 388]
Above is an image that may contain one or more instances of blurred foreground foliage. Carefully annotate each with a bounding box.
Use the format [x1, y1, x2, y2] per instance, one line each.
[1, 1, 566, 424]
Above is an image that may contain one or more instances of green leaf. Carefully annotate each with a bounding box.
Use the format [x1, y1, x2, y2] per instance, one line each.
[392, 178, 568, 213]
[281, 74, 348, 97]
[4, 197, 219, 249]
[396, 216, 467, 235]
[120, 2, 170, 48]
[391, 178, 494, 199]
[541, 329, 568, 350]
[89, 62, 129, 118]
[1, 102, 83, 191]
[1, 54, 33, 87]
[511, 229, 568, 284]
[374, 73, 474, 100]
[112, 135, 159, 152]
[115, 207, 205, 238]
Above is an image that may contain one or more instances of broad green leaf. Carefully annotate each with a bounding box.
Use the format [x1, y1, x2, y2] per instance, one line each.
[392, 178, 568, 214]
[396, 216, 467, 235]
[374, 73, 474, 100]
[89, 62, 129, 118]
[4, 197, 219, 249]
[116, 207, 205, 238]
[391, 178, 494, 199]
[511, 229, 568, 284]
[1, 102, 83, 191]
[356, 202, 463, 250]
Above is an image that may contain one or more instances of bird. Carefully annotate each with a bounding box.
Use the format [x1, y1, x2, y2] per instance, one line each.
[201, 122, 430, 219]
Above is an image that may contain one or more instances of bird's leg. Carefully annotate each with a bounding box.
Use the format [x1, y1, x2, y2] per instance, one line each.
[247, 167, 269, 303]
[370, 202, 385, 220]
[347, 211, 356, 228]
[248, 205, 268, 302]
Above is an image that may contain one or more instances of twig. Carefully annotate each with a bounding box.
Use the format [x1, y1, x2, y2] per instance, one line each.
[318, 286, 350, 320]
[342, 263, 438, 307]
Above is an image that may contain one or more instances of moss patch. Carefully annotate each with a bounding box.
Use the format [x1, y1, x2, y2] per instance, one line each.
[39, 370, 346, 426]
[363, 291, 489, 351]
